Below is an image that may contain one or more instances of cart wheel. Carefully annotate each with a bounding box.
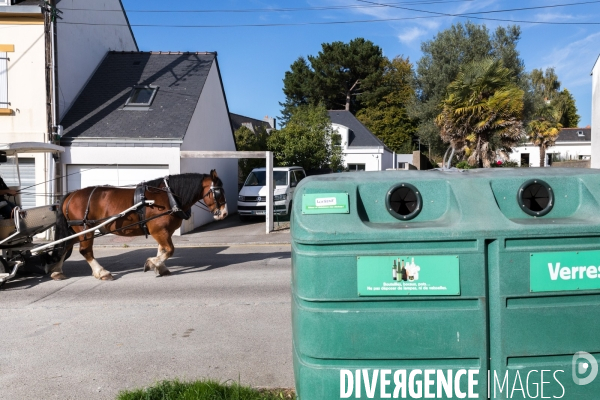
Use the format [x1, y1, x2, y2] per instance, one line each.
[0, 257, 8, 289]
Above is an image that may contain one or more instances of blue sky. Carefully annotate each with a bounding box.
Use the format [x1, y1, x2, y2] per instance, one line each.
[122, 0, 600, 128]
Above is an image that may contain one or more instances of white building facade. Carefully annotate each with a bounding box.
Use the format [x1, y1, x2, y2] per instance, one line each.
[60, 53, 238, 235]
[0, 0, 136, 207]
[328, 111, 393, 171]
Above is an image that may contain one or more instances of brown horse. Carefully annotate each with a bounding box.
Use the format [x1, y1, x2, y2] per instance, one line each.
[48, 170, 228, 281]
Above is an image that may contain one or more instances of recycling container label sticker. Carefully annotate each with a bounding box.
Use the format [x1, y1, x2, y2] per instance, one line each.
[302, 193, 349, 214]
[530, 250, 600, 292]
[357, 255, 460, 296]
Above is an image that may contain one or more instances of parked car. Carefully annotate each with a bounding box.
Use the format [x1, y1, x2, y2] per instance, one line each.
[237, 166, 306, 221]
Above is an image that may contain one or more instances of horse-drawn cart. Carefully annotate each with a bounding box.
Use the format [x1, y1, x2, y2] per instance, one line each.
[0, 142, 65, 285]
[0, 142, 229, 287]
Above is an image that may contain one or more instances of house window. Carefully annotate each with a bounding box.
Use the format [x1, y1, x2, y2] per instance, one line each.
[577, 131, 584, 137]
[348, 164, 366, 171]
[124, 85, 158, 109]
[332, 133, 342, 147]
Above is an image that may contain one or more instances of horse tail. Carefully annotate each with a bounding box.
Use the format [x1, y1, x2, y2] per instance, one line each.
[50, 193, 75, 262]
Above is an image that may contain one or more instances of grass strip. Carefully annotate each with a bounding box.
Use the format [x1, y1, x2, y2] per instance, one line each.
[116, 379, 296, 400]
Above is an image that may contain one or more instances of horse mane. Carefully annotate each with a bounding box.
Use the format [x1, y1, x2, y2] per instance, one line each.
[145, 173, 221, 209]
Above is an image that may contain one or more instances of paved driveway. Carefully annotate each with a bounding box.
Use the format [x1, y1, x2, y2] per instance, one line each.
[0, 237, 293, 399]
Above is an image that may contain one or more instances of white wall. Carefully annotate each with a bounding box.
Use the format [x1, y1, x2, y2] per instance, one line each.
[343, 148, 386, 171]
[592, 55, 600, 169]
[57, 0, 137, 119]
[0, 22, 51, 206]
[180, 59, 237, 233]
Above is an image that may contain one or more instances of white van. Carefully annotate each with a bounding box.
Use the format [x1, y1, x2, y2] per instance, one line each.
[237, 166, 306, 220]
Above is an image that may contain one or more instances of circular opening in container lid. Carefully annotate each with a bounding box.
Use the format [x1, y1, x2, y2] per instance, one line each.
[517, 179, 554, 217]
[386, 183, 422, 220]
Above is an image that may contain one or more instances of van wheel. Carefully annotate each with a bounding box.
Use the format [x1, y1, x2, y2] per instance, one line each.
[239, 214, 250, 222]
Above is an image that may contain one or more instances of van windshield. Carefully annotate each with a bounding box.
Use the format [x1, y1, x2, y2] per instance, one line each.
[244, 171, 288, 186]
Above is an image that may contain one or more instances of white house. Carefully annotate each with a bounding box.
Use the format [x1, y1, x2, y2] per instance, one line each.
[59, 52, 238, 234]
[592, 54, 600, 169]
[328, 110, 393, 171]
[0, 0, 136, 207]
[509, 127, 592, 167]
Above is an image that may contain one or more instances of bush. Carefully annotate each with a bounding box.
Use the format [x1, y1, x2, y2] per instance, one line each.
[456, 160, 474, 169]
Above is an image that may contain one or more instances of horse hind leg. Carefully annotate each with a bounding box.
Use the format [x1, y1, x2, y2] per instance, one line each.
[79, 232, 114, 281]
[47, 250, 69, 281]
[144, 237, 173, 277]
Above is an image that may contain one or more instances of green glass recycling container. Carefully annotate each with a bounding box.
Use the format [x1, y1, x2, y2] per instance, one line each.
[291, 168, 600, 400]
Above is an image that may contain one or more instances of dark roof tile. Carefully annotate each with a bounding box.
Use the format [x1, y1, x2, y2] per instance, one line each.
[60, 52, 216, 141]
[556, 128, 591, 142]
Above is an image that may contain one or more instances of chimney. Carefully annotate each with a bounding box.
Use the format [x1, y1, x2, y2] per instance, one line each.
[264, 115, 276, 130]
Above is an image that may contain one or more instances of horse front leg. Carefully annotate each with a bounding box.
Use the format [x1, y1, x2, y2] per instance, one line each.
[79, 232, 114, 281]
[144, 236, 173, 277]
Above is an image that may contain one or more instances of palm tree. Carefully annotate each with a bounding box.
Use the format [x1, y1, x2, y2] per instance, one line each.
[436, 58, 524, 167]
[527, 106, 562, 167]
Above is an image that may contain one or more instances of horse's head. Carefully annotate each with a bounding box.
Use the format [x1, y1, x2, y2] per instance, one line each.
[203, 169, 228, 220]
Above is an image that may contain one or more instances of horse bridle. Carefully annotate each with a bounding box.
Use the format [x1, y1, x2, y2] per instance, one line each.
[197, 183, 225, 216]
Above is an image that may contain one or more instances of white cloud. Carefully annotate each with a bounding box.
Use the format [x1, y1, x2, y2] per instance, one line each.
[398, 27, 428, 44]
[542, 31, 600, 88]
[534, 12, 577, 22]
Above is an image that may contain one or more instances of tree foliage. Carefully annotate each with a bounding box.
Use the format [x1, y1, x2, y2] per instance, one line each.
[280, 38, 385, 121]
[554, 89, 580, 128]
[356, 56, 418, 153]
[267, 105, 343, 172]
[527, 107, 562, 167]
[436, 58, 524, 168]
[234, 125, 269, 180]
[410, 22, 524, 158]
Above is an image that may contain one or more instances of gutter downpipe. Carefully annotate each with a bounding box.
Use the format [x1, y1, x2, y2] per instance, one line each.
[47, 11, 58, 239]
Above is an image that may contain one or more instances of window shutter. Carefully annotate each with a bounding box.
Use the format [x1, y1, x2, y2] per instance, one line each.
[0, 52, 7, 108]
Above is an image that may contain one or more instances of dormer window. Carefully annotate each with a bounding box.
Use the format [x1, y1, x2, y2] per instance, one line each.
[577, 131, 584, 137]
[124, 85, 158, 110]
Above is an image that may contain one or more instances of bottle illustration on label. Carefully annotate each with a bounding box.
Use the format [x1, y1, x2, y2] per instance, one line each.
[405, 258, 420, 281]
[392, 258, 420, 281]
[392, 258, 408, 281]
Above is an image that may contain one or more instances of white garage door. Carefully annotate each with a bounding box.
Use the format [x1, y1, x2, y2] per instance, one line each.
[66, 165, 169, 191]
[0, 158, 36, 209]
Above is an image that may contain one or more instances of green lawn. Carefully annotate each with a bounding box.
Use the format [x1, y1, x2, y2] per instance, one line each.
[117, 379, 296, 400]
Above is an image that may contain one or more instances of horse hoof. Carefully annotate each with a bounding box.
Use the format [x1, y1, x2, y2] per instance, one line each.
[143, 260, 154, 272]
[51, 272, 68, 280]
[100, 274, 114, 281]
[159, 269, 171, 277]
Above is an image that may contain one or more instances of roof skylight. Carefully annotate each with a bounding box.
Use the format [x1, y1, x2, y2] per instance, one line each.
[124, 85, 158, 109]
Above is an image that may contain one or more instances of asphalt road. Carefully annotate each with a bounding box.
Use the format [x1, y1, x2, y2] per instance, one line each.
[0, 244, 293, 399]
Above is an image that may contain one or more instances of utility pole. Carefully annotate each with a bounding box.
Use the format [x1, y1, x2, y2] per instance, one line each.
[42, 0, 61, 212]
[42, 0, 60, 143]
